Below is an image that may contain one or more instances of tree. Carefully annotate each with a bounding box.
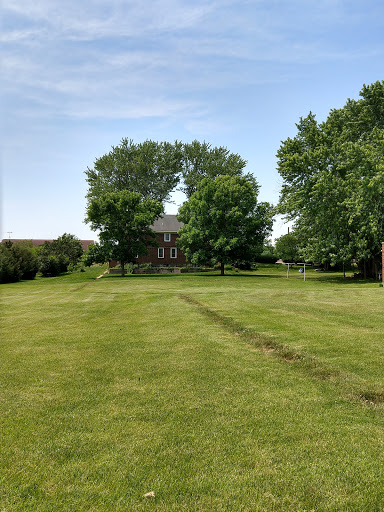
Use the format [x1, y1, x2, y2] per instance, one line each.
[177, 175, 272, 275]
[85, 138, 183, 204]
[82, 242, 109, 267]
[274, 232, 301, 263]
[277, 81, 384, 278]
[39, 255, 61, 277]
[12, 241, 39, 279]
[37, 234, 83, 273]
[85, 190, 163, 275]
[180, 140, 249, 198]
[0, 241, 39, 283]
[51, 233, 83, 268]
[0, 242, 22, 283]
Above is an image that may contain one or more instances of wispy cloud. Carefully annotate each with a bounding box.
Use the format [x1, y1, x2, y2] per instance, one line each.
[3, 0, 215, 41]
[2, 0, 383, 122]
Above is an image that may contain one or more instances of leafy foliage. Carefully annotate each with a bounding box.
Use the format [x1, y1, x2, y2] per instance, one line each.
[0, 241, 39, 283]
[180, 140, 248, 198]
[12, 241, 39, 279]
[82, 243, 109, 267]
[275, 233, 301, 263]
[39, 255, 62, 277]
[256, 243, 278, 264]
[177, 175, 272, 275]
[37, 234, 83, 274]
[86, 190, 163, 275]
[277, 80, 384, 277]
[85, 138, 259, 273]
[0, 243, 22, 283]
[85, 138, 183, 204]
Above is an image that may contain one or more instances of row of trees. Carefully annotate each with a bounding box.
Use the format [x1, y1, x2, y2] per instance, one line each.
[276, 80, 384, 278]
[0, 234, 84, 283]
[85, 140, 273, 275]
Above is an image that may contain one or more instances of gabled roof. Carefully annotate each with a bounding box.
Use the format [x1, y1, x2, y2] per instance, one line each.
[151, 215, 183, 233]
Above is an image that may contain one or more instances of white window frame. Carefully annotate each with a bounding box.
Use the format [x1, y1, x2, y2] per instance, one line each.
[164, 233, 171, 242]
[158, 247, 164, 259]
[170, 247, 177, 259]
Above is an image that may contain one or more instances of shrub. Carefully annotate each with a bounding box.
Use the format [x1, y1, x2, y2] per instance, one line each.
[12, 241, 39, 280]
[39, 255, 61, 277]
[0, 244, 21, 283]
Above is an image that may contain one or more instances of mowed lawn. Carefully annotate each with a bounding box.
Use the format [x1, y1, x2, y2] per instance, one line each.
[1, 266, 384, 511]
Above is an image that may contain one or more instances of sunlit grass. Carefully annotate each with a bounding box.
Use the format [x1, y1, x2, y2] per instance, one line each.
[1, 265, 383, 511]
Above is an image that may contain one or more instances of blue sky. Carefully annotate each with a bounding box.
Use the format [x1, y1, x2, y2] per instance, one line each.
[2, 0, 383, 242]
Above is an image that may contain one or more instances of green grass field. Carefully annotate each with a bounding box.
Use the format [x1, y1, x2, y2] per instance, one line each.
[1, 265, 383, 511]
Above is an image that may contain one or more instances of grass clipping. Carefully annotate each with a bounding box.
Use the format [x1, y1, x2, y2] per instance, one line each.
[180, 294, 384, 409]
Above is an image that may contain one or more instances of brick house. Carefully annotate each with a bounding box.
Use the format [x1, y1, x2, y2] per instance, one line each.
[135, 214, 187, 267]
[382, 242, 384, 284]
[109, 214, 188, 268]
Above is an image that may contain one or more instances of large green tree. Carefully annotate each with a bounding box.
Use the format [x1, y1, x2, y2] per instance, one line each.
[85, 138, 183, 204]
[86, 190, 163, 275]
[180, 140, 249, 198]
[277, 81, 384, 277]
[37, 233, 84, 274]
[177, 175, 272, 275]
[274, 232, 301, 263]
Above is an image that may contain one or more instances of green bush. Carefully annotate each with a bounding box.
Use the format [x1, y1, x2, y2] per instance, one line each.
[12, 241, 39, 280]
[37, 234, 84, 275]
[139, 263, 153, 269]
[0, 244, 21, 283]
[39, 255, 61, 277]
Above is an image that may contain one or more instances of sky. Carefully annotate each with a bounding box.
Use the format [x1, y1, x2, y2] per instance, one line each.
[2, 0, 383, 242]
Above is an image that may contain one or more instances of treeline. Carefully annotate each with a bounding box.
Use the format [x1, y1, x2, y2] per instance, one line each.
[0, 234, 84, 284]
[276, 80, 384, 278]
[85, 140, 273, 275]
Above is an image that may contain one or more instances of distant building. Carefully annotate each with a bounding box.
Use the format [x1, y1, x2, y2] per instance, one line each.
[109, 214, 188, 268]
[137, 214, 187, 267]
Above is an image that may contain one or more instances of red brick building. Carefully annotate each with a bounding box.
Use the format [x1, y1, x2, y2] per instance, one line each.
[109, 215, 188, 269]
[135, 215, 187, 266]
[382, 242, 384, 284]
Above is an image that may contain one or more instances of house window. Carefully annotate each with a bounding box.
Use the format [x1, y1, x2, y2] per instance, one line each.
[158, 247, 164, 258]
[164, 233, 171, 242]
[170, 247, 177, 258]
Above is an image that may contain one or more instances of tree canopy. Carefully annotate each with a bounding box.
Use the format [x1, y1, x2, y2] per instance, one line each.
[180, 140, 249, 198]
[85, 138, 258, 272]
[0, 240, 39, 283]
[38, 233, 84, 275]
[86, 138, 251, 204]
[177, 175, 272, 275]
[274, 232, 301, 263]
[85, 190, 163, 275]
[277, 80, 384, 277]
[85, 138, 183, 204]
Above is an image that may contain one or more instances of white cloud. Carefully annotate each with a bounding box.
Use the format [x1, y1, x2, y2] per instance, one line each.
[2, 0, 215, 41]
[2, 0, 382, 124]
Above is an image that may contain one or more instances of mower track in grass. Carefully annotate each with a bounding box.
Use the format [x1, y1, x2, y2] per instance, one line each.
[179, 294, 384, 410]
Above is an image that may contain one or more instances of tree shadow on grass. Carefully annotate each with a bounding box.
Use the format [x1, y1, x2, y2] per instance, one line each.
[104, 271, 284, 279]
[103, 270, 380, 285]
[314, 274, 380, 285]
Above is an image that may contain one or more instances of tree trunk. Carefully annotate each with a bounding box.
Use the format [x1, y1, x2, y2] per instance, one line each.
[121, 261, 126, 277]
[220, 262, 225, 276]
[357, 257, 378, 279]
